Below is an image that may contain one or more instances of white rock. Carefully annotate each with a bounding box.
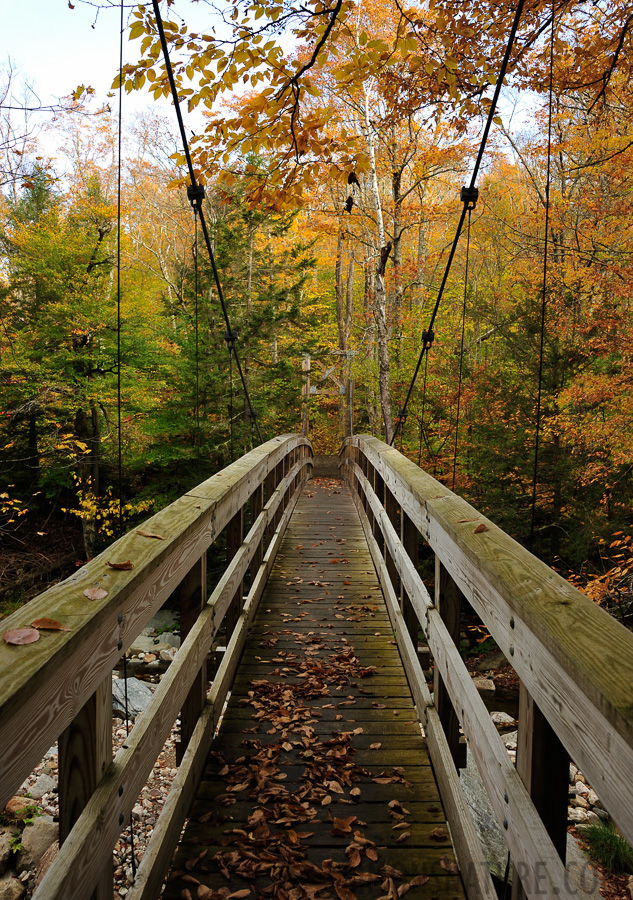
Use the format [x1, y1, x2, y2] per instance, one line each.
[586, 789, 600, 806]
[585, 811, 600, 824]
[490, 711, 515, 725]
[131, 806, 144, 821]
[502, 730, 518, 748]
[569, 763, 578, 783]
[572, 797, 590, 810]
[575, 780, 589, 796]
[159, 648, 177, 662]
[568, 808, 590, 824]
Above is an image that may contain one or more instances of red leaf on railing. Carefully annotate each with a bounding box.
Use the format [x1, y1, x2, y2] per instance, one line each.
[30, 618, 70, 631]
[83, 586, 108, 601]
[107, 560, 134, 570]
[136, 529, 165, 540]
[474, 524, 489, 534]
[3, 627, 40, 645]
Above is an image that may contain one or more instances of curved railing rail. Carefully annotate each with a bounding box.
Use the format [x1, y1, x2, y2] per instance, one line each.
[0, 434, 313, 900]
[341, 435, 633, 900]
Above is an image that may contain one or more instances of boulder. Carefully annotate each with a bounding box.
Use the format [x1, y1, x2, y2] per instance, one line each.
[16, 816, 58, 873]
[0, 875, 25, 900]
[112, 677, 155, 720]
[460, 748, 508, 881]
[472, 677, 495, 693]
[0, 830, 12, 876]
[29, 775, 56, 801]
[473, 651, 508, 672]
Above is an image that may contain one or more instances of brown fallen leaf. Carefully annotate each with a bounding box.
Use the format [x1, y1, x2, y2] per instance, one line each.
[106, 560, 133, 570]
[350, 787, 361, 797]
[136, 529, 165, 540]
[369, 742, 382, 750]
[30, 618, 70, 632]
[3, 627, 40, 646]
[392, 822, 411, 830]
[474, 523, 489, 534]
[440, 855, 459, 874]
[83, 586, 108, 601]
[409, 875, 430, 887]
[227, 891, 251, 899]
[366, 847, 379, 861]
[395, 831, 411, 843]
[334, 885, 357, 900]
[429, 826, 448, 842]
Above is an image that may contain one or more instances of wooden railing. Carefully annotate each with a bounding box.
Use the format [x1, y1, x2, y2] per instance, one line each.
[0, 434, 312, 900]
[341, 435, 633, 900]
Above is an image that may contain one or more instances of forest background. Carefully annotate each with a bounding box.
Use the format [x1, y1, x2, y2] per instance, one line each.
[1, 0, 633, 628]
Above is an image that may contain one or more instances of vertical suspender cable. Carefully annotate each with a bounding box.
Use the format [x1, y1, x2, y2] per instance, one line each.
[117, 1, 136, 879]
[530, 3, 555, 549]
[116, 0, 124, 533]
[193, 209, 201, 477]
[452, 208, 472, 489]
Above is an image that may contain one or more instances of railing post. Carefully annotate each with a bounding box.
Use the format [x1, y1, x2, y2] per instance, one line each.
[373, 469, 385, 553]
[434, 560, 466, 770]
[385, 487, 399, 593]
[177, 554, 207, 764]
[511, 686, 569, 899]
[251, 483, 264, 575]
[400, 512, 419, 647]
[224, 509, 244, 644]
[59, 678, 112, 899]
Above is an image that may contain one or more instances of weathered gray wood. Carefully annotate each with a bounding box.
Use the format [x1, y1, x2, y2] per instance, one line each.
[511, 685, 569, 900]
[347, 482, 497, 900]
[343, 435, 633, 848]
[177, 554, 207, 764]
[401, 511, 419, 647]
[224, 508, 243, 642]
[58, 676, 112, 900]
[0, 434, 311, 810]
[126, 475, 305, 900]
[435, 559, 466, 772]
[344, 455, 580, 899]
[32, 455, 311, 900]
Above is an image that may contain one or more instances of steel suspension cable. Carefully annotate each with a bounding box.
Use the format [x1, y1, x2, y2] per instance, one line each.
[193, 209, 201, 477]
[391, 0, 526, 447]
[117, 0, 137, 878]
[150, 0, 263, 443]
[451, 208, 472, 490]
[530, 2, 556, 548]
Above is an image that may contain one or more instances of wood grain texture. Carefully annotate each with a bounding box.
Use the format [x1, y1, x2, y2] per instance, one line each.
[342, 436, 633, 846]
[32, 455, 311, 900]
[344, 457, 580, 898]
[347, 483, 497, 900]
[0, 435, 311, 810]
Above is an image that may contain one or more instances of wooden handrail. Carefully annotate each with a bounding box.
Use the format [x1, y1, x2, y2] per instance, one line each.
[341, 435, 633, 900]
[0, 434, 312, 900]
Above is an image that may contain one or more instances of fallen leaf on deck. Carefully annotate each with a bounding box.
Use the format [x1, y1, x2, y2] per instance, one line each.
[83, 586, 108, 600]
[409, 875, 430, 886]
[30, 618, 70, 631]
[369, 742, 382, 750]
[395, 831, 411, 843]
[440, 855, 459, 874]
[3, 627, 40, 645]
[106, 560, 133, 570]
[429, 826, 448, 841]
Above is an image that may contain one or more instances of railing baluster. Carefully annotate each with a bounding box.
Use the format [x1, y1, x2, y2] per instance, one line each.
[400, 511, 419, 648]
[59, 677, 112, 899]
[433, 560, 467, 771]
[178, 555, 207, 764]
[224, 509, 244, 643]
[511, 686, 569, 899]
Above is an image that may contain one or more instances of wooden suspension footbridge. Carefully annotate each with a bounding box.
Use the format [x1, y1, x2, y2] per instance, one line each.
[1, 435, 632, 900]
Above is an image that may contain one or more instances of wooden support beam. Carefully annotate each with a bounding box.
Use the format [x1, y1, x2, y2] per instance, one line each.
[58, 677, 112, 899]
[434, 559, 467, 771]
[224, 509, 244, 645]
[250, 484, 264, 575]
[401, 511, 419, 648]
[511, 684, 569, 899]
[178, 555, 207, 764]
[385, 488, 400, 593]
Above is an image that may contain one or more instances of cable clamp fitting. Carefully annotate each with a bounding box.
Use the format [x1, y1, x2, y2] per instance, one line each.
[224, 329, 239, 346]
[246, 407, 258, 421]
[398, 408, 408, 423]
[422, 329, 435, 349]
[460, 185, 479, 209]
[187, 183, 206, 210]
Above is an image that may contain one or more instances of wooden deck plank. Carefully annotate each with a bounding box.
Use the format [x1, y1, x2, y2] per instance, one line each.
[164, 479, 466, 900]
